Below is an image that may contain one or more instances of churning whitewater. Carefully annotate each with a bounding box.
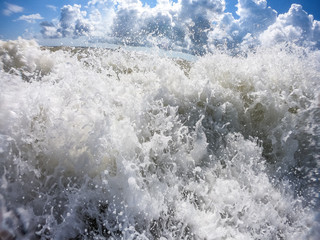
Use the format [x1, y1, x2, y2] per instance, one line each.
[0, 38, 320, 239]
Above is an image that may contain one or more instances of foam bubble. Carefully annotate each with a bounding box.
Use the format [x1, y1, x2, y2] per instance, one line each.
[0, 39, 319, 239]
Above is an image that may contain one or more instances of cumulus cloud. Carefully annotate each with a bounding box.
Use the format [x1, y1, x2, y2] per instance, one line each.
[39, 0, 320, 54]
[237, 0, 277, 33]
[259, 4, 320, 48]
[40, 0, 227, 53]
[59, 4, 91, 37]
[40, 21, 63, 38]
[103, 0, 226, 54]
[41, 4, 92, 38]
[207, 0, 277, 49]
[179, 0, 226, 53]
[3, 3, 23, 16]
[17, 13, 43, 23]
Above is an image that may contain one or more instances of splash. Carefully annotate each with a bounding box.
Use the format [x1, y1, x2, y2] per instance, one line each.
[0, 38, 320, 239]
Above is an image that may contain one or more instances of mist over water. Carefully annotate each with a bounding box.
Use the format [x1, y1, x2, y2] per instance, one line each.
[0, 37, 320, 239]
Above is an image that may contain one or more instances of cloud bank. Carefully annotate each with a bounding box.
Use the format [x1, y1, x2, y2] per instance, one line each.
[40, 0, 320, 54]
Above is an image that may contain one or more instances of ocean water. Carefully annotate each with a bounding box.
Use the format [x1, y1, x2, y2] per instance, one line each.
[0, 38, 320, 239]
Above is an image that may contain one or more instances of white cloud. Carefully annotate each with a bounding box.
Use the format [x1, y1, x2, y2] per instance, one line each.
[3, 3, 23, 16]
[59, 4, 88, 37]
[40, 21, 63, 38]
[88, 0, 110, 6]
[39, 0, 320, 54]
[41, 4, 92, 38]
[17, 13, 43, 23]
[237, 0, 277, 34]
[40, 0, 227, 53]
[259, 4, 320, 48]
[108, 0, 227, 54]
[46, 5, 57, 12]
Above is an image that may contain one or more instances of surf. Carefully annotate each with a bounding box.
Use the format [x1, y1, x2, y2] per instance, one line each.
[0, 38, 319, 239]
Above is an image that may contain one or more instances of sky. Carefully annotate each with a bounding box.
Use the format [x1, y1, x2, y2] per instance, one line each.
[0, 0, 320, 54]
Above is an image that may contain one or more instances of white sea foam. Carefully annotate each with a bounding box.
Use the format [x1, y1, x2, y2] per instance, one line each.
[0, 39, 319, 239]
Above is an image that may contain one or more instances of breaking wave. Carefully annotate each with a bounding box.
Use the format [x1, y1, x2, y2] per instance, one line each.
[0, 38, 320, 239]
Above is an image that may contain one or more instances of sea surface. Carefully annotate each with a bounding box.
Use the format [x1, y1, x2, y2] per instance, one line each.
[0, 38, 320, 239]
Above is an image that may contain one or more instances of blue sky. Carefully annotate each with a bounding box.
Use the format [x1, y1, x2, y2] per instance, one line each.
[1, 0, 320, 54]
[0, 0, 319, 40]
